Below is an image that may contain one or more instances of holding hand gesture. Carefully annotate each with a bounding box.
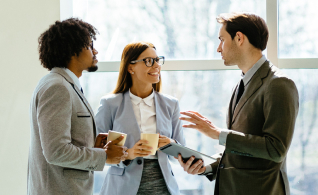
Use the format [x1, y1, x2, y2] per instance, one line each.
[158, 134, 175, 148]
[126, 140, 153, 160]
[177, 154, 206, 175]
[104, 135, 128, 164]
[94, 133, 108, 148]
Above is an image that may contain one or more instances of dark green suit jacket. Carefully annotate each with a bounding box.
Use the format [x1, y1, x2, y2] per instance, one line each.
[207, 61, 299, 195]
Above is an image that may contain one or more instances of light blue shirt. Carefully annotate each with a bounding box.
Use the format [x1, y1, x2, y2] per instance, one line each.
[64, 68, 82, 91]
[204, 55, 267, 174]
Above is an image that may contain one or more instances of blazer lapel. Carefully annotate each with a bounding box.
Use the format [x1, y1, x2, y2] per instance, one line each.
[123, 91, 141, 143]
[227, 85, 237, 129]
[154, 91, 163, 135]
[51, 68, 96, 124]
[231, 61, 271, 123]
[72, 85, 95, 118]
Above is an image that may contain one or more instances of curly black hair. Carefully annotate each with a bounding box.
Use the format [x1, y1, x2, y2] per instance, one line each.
[38, 18, 99, 70]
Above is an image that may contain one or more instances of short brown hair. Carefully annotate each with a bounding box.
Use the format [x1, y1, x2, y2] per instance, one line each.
[112, 42, 161, 94]
[216, 13, 268, 51]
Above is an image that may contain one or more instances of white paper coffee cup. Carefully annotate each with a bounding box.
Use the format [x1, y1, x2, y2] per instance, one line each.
[106, 130, 127, 146]
[140, 133, 159, 155]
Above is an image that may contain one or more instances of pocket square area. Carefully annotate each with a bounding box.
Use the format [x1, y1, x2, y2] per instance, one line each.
[77, 112, 91, 117]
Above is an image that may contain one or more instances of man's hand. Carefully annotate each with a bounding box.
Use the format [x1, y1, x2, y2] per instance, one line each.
[104, 135, 128, 164]
[94, 133, 108, 148]
[179, 111, 221, 140]
[158, 134, 175, 148]
[177, 154, 205, 175]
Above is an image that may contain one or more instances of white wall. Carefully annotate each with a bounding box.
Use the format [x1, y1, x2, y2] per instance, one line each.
[0, 0, 60, 194]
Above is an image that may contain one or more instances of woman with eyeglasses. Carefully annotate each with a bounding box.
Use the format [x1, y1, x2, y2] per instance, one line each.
[95, 41, 185, 195]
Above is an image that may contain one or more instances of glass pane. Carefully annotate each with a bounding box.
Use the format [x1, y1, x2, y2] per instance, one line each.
[73, 0, 265, 61]
[283, 69, 318, 195]
[80, 69, 318, 195]
[279, 0, 318, 58]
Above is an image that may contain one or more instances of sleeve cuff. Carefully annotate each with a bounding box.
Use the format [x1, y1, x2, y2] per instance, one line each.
[122, 160, 132, 166]
[92, 148, 107, 171]
[219, 129, 232, 146]
[204, 164, 213, 173]
[199, 164, 213, 176]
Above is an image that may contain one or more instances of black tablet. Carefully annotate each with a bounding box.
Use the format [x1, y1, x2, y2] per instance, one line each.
[159, 142, 217, 166]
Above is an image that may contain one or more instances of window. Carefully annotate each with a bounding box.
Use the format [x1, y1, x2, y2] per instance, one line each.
[59, 0, 318, 194]
[279, 0, 318, 58]
[73, 0, 265, 61]
[283, 69, 318, 195]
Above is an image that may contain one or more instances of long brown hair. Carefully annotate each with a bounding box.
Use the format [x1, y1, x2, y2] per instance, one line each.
[112, 42, 161, 94]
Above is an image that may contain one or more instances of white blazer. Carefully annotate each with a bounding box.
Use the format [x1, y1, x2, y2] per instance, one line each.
[95, 91, 185, 195]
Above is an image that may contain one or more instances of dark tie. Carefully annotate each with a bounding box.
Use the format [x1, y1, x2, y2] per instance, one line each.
[235, 79, 244, 106]
[80, 88, 84, 94]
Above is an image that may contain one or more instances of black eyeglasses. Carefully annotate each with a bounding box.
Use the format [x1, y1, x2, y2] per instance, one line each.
[131, 56, 165, 67]
[90, 41, 94, 50]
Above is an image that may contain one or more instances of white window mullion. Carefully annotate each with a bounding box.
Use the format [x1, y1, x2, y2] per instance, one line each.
[278, 58, 318, 69]
[96, 60, 239, 72]
[266, 0, 279, 67]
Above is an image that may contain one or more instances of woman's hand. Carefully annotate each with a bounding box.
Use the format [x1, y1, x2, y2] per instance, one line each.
[126, 140, 153, 160]
[158, 134, 176, 148]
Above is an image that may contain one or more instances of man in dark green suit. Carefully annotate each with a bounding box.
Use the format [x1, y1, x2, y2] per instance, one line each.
[178, 13, 299, 195]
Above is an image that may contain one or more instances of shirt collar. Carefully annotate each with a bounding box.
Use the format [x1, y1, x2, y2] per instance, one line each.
[64, 68, 82, 90]
[129, 89, 154, 107]
[241, 55, 267, 86]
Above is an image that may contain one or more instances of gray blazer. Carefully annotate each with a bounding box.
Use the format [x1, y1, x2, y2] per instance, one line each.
[206, 61, 299, 195]
[27, 68, 106, 195]
[95, 91, 185, 195]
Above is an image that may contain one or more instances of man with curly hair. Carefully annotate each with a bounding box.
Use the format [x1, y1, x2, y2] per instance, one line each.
[27, 18, 128, 195]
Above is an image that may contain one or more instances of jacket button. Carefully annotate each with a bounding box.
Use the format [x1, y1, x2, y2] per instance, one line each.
[219, 164, 225, 169]
[137, 159, 142, 165]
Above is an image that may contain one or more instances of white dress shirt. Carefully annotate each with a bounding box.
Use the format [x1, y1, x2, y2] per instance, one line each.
[129, 89, 158, 159]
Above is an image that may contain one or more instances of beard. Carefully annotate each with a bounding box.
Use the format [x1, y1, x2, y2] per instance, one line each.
[87, 65, 98, 72]
[87, 57, 98, 72]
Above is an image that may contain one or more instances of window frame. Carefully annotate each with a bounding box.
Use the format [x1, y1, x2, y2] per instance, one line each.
[60, 0, 318, 71]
